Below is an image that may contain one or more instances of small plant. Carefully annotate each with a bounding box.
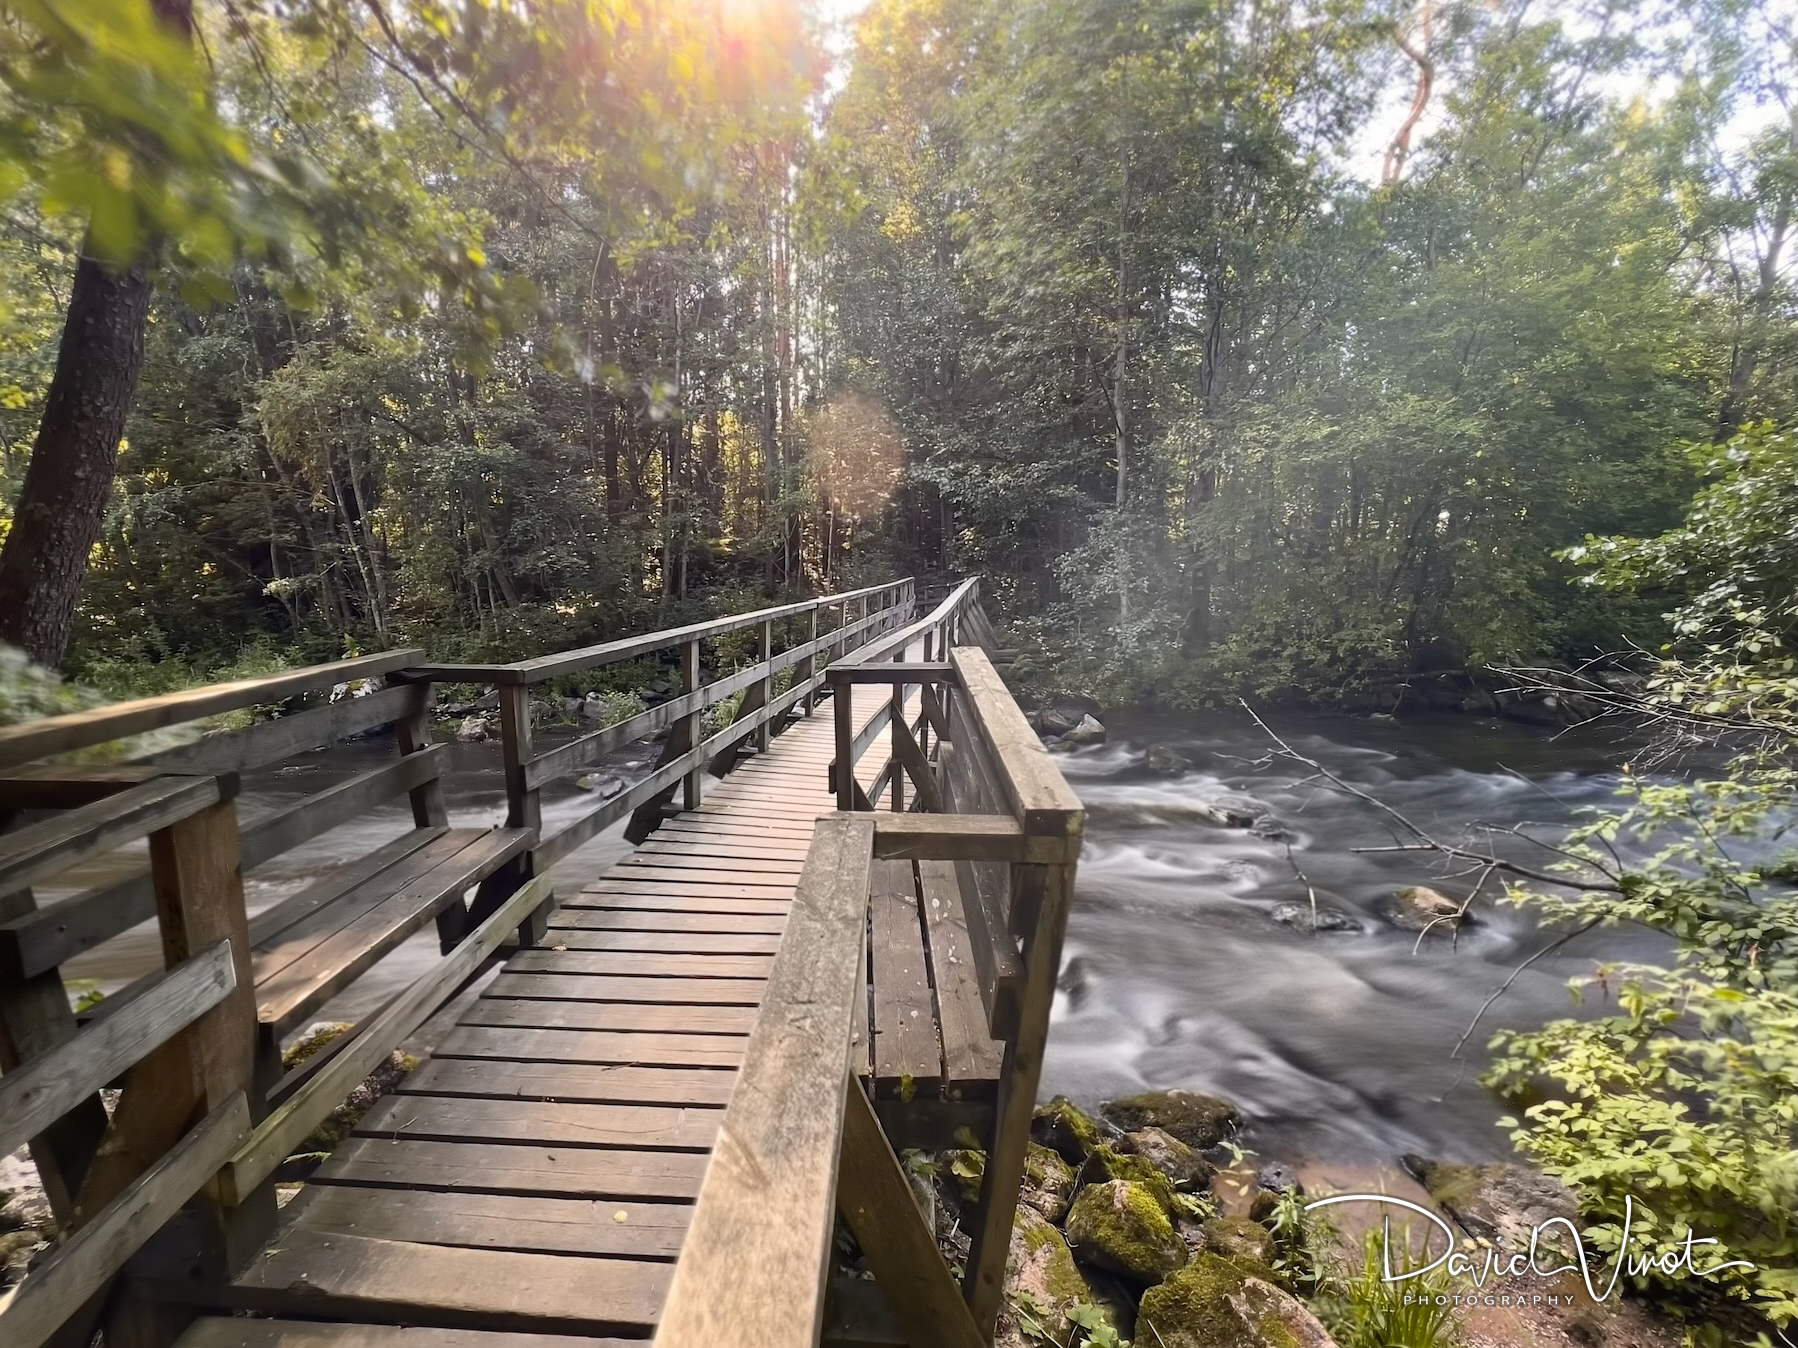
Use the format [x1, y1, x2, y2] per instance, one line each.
[1323, 1226, 1463, 1348]
[1263, 1186, 1331, 1293]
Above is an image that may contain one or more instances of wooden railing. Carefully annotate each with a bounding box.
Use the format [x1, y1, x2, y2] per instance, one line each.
[660, 583, 1084, 1348]
[0, 580, 915, 1347]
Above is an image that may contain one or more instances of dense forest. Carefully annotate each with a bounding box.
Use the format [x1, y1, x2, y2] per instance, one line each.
[0, 0, 1791, 704]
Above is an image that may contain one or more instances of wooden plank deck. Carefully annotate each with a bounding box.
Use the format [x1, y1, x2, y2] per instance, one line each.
[211, 686, 912, 1342]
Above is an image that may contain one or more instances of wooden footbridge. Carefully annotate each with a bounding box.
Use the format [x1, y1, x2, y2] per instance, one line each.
[0, 578, 1082, 1348]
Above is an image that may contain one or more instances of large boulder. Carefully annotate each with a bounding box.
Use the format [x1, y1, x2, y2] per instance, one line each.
[998, 1207, 1116, 1348]
[455, 715, 492, 743]
[1062, 714, 1108, 747]
[1064, 1180, 1188, 1285]
[1403, 1156, 1578, 1252]
[1031, 1096, 1103, 1164]
[1101, 1090, 1238, 1150]
[1383, 885, 1469, 933]
[1031, 694, 1100, 739]
[1118, 1127, 1214, 1192]
[1019, 1142, 1076, 1224]
[1201, 1216, 1276, 1266]
[1136, 1254, 1340, 1348]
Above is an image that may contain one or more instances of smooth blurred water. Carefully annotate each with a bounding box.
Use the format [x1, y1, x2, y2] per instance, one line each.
[1039, 708, 1706, 1164]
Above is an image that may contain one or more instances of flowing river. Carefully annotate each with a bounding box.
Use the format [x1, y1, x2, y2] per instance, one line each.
[50, 707, 1703, 1166]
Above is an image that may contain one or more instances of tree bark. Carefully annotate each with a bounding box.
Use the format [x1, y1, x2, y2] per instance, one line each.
[0, 0, 193, 670]
[0, 248, 153, 667]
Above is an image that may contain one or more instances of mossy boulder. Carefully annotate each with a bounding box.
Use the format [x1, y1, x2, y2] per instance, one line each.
[1120, 1126, 1214, 1190]
[1031, 1095, 1102, 1164]
[1077, 1144, 1178, 1216]
[1136, 1253, 1339, 1348]
[1100, 1089, 1238, 1150]
[999, 1206, 1116, 1348]
[1020, 1141, 1076, 1224]
[1202, 1216, 1276, 1266]
[1064, 1179, 1187, 1285]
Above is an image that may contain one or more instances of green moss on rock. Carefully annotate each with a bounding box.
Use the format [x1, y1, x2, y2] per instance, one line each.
[1202, 1216, 1276, 1267]
[1002, 1206, 1115, 1346]
[1064, 1179, 1187, 1285]
[1120, 1125, 1214, 1190]
[1100, 1089, 1238, 1149]
[1031, 1095, 1102, 1164]
[1078, 1144, 1178, 1216]
[1020, 1141, 1075, 1224]
[1136, 1253, 1339, 1348]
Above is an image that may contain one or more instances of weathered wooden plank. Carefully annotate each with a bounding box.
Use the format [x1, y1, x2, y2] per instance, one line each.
[0, 765, 162, 810]
[176, 1316, 636, 1348]
[916, 861, 1005, 1094]
[484, 973, 767, 1006]
[949, 646, 1084, 836]
[254, 828, 532, 1033]
[569, 883, 791, 908]
[837, 1083, 984, 1348]
[222, 873, 555, 1203]
[247, 828, 448, 949]
[294, 1186, 692, 1260]
[870, 814, 1040, 863]
[0, 649, 423, 771]
[313, 1137, 709, 1203]
[350, 1095, 720, 1152]
[0, 775, 222, 900]
[637, 837, 813, 861]
[618, 852, 804, 876]
[404, 1058, 737, 1108]
[434, 1025, 746, 1068]
[0, 1095, 249, 1348]
[0, 940, 235, 1159]
[868, 860, 941, 1096]
[498, 950, 774, 981]
[462, 997, 757, 1036]
[547, 909, 785, 936]
[656, 813, 874, 1348]
[145, 682, 428, 777]
[543, 929, 782, 954]
[227, 1229, 670, 1334]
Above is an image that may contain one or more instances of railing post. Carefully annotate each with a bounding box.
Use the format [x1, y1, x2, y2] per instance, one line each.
[754, 619, 774, 752]
[890, 643, 906, 812]
[802, 604, 820, 716]
[834, 674, 856, 811]
[498, 685, 540, 838]
[681, 639, 704, 809]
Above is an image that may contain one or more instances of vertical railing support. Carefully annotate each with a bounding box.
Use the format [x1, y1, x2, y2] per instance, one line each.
[680, 639, 704, 809]
[754, 618, 774, 753]
[489, 684, 550, 946]
[802, 605, 820, 716]
[834, 675, 856, 812]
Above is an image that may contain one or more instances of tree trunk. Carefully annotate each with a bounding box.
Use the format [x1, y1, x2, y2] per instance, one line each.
[0, 247, 152, 667]
[0, 0, 193, 670]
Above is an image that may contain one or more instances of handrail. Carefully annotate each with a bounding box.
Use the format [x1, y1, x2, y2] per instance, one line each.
[402, 579, 909, 685]
[0, 649, 424, 771]
[835, 575, 979, 667]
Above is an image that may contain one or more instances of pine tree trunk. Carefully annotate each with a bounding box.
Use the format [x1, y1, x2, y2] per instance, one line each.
[0, 247, 152, 667]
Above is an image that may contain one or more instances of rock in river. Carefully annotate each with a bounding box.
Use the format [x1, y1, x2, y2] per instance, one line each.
[1032, 1096, 1103, 1164]
[1101, 1090, 1238, 1150]
[1383, 885, 1469, 933]
[1146, 744, 1192, 776]
[998, 1207, 1116, 1348]
[1118, 1126, 1214, 1191]
[1403, 1155, 1578, 1252]
[1270, 900, 1362, 935]
[1063, 714, 1108, 747]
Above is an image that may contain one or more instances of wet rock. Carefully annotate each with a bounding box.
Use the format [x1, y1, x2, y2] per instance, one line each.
[1076, 1145, 1178, 1217]
[1019, 1142, 1076, 1224]
[1460, 688, 1501, 715]
[1118, 1127, 1214, 1192]
[1065, 1180, 1188, 1285]
[1063, 714, 1108, 747]
[455, 714, 492, 743]
[1403, 1156, 1578, 1252]
[1383, 885, 1469, 933]
[1030, 694, 1100, 739]
[1203, 1216, 1276, 1266]
[1189, 792, 1276, 829]
[1247, 1164, 1303, 1224]
[1270, 900, 1361, 935]
[1031, 1096, 1102, 1164]
[997, 1206, 1114, 1348]
[1146, 744, 1192, 776]
[574, 773, 625, 797]
[1137, 1253, 1340, 1348]
[580, 692, 610, 720]
[1101, 1089, 1238, 1150]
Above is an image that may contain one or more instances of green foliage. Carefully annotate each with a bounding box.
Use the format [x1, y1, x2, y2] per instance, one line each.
[1320, 1228, 1463, 1348]
[1480, 420, 1798, 1327]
